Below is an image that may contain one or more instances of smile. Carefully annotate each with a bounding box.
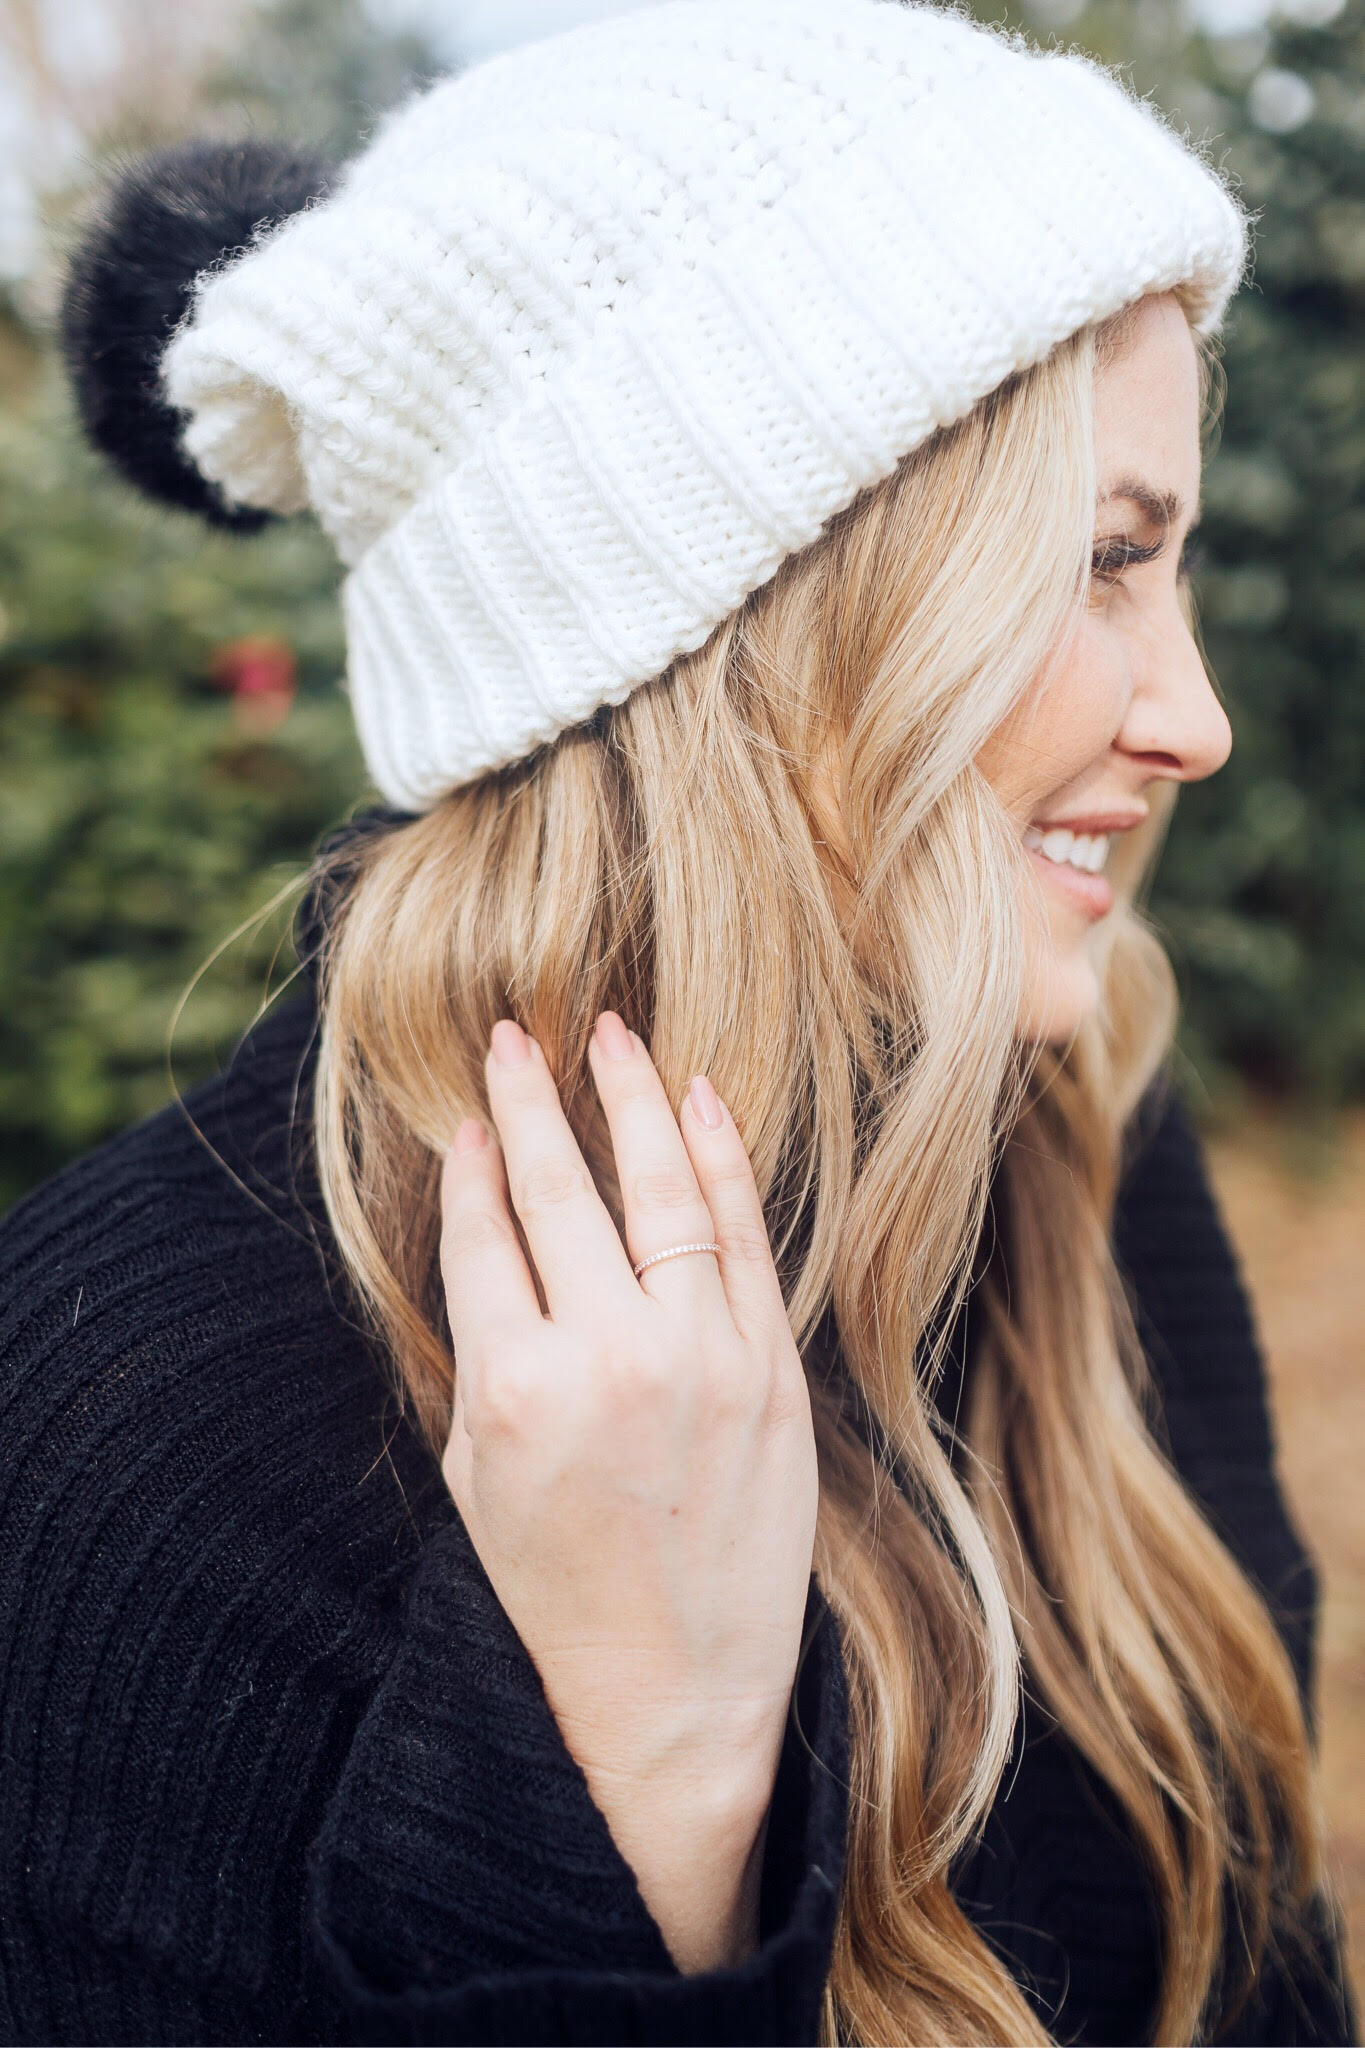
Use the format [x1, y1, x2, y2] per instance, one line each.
[1022, 824, 1117, 920]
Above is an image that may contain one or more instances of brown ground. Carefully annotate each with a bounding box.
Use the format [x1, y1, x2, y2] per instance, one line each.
[1204, 1109, 1365, 2021]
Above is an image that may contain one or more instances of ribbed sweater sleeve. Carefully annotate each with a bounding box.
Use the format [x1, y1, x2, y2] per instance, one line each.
[0, 990, 849, 2047]
[305, 1530, 847, 2044]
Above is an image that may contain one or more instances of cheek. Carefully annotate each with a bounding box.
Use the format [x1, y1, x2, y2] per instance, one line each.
[1029, 629, 1128, 795]
[987, 619, 1128, 816]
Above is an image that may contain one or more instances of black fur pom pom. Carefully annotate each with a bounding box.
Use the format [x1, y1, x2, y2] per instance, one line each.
[60, 138, 337, 530]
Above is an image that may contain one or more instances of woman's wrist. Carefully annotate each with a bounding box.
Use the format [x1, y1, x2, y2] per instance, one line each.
[574, 1741, 777, 1975]
[626, 1795, 773, 1976]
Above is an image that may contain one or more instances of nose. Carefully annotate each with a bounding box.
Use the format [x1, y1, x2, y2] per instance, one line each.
[1115, 610, 1232, 785]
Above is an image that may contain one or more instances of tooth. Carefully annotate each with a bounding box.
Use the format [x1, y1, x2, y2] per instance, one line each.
[1023, 826, 1044, 851]
[1040, 829, 1074, 863]
[1087, 836, 1109, 872]
[1071, 835, 1094, 868]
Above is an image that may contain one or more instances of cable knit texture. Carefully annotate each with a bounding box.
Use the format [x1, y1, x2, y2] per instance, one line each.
[159, 0, 1252, 807]
[0, 823, 1354, 2044]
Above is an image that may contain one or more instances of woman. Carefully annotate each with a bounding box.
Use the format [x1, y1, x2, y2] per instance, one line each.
[1, 1, 1355, 2041]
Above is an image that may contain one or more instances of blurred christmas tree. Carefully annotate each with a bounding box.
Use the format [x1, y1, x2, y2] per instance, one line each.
[0, 0, 432, 1209]
[0, 382, 365, 1206]
[1154, 0, 1365, 1106]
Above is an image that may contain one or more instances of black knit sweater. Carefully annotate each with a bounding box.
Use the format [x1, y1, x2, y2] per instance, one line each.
[0, 845, 1354, 2045]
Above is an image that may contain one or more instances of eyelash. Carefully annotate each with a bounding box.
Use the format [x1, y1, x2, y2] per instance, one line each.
[1091, 535, 1207, 585]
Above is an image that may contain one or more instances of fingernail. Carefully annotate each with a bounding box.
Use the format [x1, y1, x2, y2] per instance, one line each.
[452, 1116, 488, 1155]
[491, 1019, 532, 1067]
[688, 1073, 724, 1130]
[595, 1010, 634, 1060]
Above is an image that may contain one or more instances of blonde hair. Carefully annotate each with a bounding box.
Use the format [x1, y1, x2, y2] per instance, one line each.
[303, 292, 1322, 2044]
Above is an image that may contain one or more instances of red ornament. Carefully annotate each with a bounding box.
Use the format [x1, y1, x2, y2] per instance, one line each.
[210, 635, 298, 700]
[209, 636, 298, 735]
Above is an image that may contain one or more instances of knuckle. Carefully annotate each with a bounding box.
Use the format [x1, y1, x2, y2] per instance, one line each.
[445, 1207, 519, 1260]
[627, 1169, 704, 1216]
[762, 1350, 812, 1429]
[703, 1156, 762, 1211]
[719, 1219, 777, 1269]
[464, 1357, 540, 1439]
[513, 1157, 593, 1215]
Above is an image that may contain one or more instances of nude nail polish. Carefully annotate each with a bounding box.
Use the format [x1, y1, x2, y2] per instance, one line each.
[491, 1019, 532, 1066]
[595, 1011, 634, 1060]
[688, 1074, 724, 1129]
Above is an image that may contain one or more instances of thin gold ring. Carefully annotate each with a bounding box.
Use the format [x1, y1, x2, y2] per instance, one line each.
[632, 1240, 721, 1279]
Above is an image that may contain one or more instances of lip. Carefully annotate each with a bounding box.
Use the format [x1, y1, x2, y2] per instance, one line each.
[1028, 809, 1148, 835]
[1028, 846, 1114, 921]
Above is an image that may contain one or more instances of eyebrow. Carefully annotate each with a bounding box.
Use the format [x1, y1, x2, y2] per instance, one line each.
[1099, 478, 1198, 529]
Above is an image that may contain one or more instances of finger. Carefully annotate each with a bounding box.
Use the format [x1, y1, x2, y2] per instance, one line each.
[442, 1352, 475, 1516]
[587, 1012, 729, 1321]
[484, 1018, 638, 1320]
[677, 1075, 788, 1344]
[439, 1116, 543, 1367]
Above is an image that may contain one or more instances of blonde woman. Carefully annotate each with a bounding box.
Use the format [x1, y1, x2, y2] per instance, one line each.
[2, 2, 1354, 2042]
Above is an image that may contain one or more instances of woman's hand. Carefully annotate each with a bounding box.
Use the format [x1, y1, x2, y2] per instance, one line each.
[438, 1011, 820, 1975]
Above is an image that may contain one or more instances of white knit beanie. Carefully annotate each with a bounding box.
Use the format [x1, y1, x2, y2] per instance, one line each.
[158, 0, 1251, 812]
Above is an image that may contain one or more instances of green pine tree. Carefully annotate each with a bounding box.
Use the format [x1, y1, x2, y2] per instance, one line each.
[0, 0, 437, 1210]
[1152, 0, 1365, 1105]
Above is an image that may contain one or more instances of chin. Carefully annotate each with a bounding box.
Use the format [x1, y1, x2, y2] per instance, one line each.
[1016, 948, 1102, 1049]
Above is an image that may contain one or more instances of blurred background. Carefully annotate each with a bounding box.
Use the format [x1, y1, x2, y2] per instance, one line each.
[0, 0, 1361, 2008]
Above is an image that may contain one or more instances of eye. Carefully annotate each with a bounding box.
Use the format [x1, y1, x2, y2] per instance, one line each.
[1090, 536, 1159, 588]
[1088, 532, 1206, 590]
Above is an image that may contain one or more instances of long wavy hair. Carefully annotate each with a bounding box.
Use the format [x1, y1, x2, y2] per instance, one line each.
[300, 288, 1323, 2044]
